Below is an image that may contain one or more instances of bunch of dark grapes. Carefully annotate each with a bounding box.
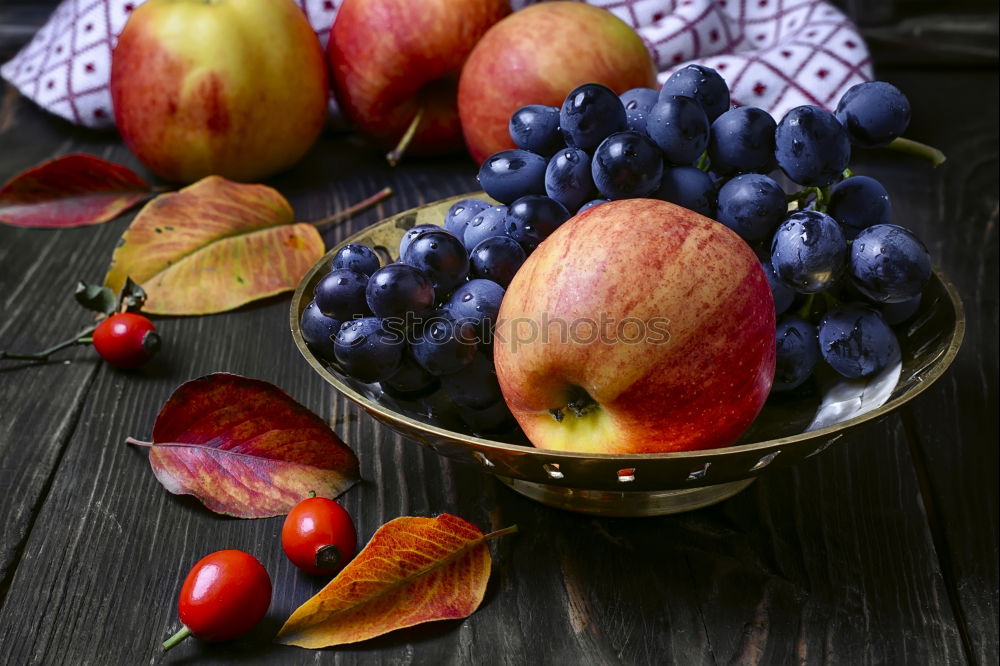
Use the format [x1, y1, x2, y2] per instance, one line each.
[475, 69, 930, 393]
[302, 68, 933, 438]
[301, 215, 519, 436]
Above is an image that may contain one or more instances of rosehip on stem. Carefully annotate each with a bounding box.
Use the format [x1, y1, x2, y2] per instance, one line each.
[163, 550, 272, 651]
[282, 492, 357, 577]
[92, 312, 161, 368]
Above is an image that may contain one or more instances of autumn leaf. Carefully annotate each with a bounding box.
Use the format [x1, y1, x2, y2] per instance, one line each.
[0, 154, 152, 228]
[276, 514, 517, 648]
[104, 175, 324, 315]
[126, 373, 360, 518]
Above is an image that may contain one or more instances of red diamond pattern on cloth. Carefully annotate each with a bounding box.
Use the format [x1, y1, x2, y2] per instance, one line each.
[3, 0, 870, 130]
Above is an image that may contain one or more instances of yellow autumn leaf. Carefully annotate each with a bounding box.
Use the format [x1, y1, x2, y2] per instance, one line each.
[105, 175, 324, 315]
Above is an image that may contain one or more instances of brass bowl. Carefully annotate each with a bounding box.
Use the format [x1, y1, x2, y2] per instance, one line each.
[290, 193, 965, 517]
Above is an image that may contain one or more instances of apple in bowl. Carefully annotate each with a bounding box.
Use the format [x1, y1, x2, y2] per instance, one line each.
[111, 0, 328, 183]
[493, 199, 775, 454]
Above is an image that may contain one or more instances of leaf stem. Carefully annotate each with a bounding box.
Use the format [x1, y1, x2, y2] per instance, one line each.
[386, 106, 425, 167]
[885, 137, 947, 166]
[484, 524, 519, 541]
[125, 437, 153, 448]
[162, 625, 192, 651]
[309, 187, 394, 229]
[0, 324, 97, 362]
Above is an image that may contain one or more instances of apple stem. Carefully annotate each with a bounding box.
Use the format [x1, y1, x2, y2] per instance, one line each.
[885, 137, 946, 166]
[386, 106, 425, 167]
[309, 187, 394, 229]
[0, 324, 97, 362]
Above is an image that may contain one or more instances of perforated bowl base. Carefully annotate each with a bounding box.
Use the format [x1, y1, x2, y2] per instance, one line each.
[496, 476, 756, 516]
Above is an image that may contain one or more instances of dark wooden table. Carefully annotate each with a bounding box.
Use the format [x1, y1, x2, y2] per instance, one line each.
[1, 9, 997, 666]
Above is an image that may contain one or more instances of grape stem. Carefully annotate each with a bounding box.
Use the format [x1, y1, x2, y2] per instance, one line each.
[386, 105, 425, 167]
[885, 137, 947, 166]
[309, 187, 394, 229]
[695, 151, 710, 172]
[0, 324, 97, 362]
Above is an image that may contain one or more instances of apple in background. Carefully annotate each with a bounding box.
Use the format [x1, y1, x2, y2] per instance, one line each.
[493, 199, 775, 454]
[111, 0, 328, 183]
[458, 2, 658, 163]
[327, 0, 510, 161]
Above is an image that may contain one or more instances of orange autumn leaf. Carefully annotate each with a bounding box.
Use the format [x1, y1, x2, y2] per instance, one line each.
[104, 175, 324, 315]
[276, 515, 517, 648]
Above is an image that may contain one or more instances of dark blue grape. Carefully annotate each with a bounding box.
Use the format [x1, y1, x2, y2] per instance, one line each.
[545, 148, 596, 212]
[849, 224, 931, 303]
[411, 311, 478, 376]
[383, 352, 438, 396]
[313, 268, 371, 321]
[299, 300, 340, 360]
[333, 317, 405, 383]
[509, 104, 563, 156]
[591, 131, 664, 200]
[621, 88, 658, 134]
[625, 108, 649, 135]
[646, 95, 710, 165]
[716, 173, 786, 241]
[658, 64, 730, 121]
[365, 263, 435, 319]
[828, 175, 891, 240]
[655, 166, 715, 217]
[560, 83, 627, 152]
[879, 294, 921, 325]
[770, 210, 847, 293]
[774, 315, 820, 391]
[578, 199, 610, 212]
[505, 195, 570, 248]
[444, 198, 491, 239]
[775, 105, 851, 186]
[440, 353, 502, 409]
[470, 236, 526, 288]
[707, 106, 777, 175]
[398, 223, 439, 258]
[456, 399, 514, 434]
[401, 229, 469, 300]
[462, 204, 508, 253]
[620, 87, 659, 113]
[477, 149, 547, 204]
[442, 279, 505, 334]
[835, 81, 911, 148]
[331, 244, 380, 277]
[762, 260, 795, 314]
[818, 305, 899, 378]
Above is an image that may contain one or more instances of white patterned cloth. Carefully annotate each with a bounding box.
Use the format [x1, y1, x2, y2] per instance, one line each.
[1, 0, 870, 130]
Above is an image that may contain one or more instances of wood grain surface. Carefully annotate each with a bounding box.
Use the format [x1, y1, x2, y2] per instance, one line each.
[0, 5, 996, 665]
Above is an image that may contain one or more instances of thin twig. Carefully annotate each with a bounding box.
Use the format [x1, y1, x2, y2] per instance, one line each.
[309, 187, 394, 229]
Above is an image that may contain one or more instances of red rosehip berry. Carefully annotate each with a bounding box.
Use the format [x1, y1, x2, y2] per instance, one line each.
[92, 312, 160, 368]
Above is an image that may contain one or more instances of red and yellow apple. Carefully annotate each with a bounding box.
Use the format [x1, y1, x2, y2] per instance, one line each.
[493, 199, 775, 454]
[458, 2, 659, 163]
[111, 0, 328, 183]
[327, 0, 510, 158]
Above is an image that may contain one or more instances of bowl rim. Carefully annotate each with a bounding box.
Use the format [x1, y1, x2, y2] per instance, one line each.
[291, 193, 966, 463]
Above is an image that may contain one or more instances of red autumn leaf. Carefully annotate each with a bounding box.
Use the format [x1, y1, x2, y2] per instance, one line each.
[276, 515, 517, 648]
[0, 154, 152, 228]
[127, 373, 360, 518]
